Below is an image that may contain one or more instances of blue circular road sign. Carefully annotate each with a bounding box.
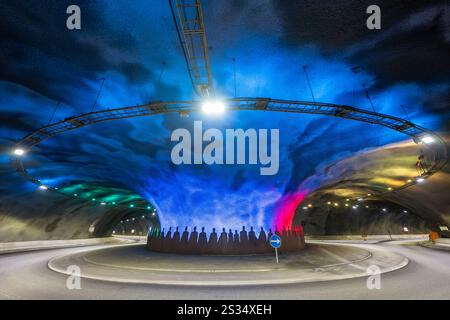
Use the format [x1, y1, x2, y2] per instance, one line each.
[269, 234, 282, 249]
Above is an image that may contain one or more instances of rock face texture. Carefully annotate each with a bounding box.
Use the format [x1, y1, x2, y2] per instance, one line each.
[0, 181, 157, 242]
[1, 135, 448, 241]
[294, 136, 449, 235]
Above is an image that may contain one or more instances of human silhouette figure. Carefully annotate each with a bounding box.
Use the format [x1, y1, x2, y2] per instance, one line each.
[180, 227, 189, 252]
[257, 227, 268, 253]
[227, 229, 234, 253]
[239, 226, 249, 253]
[208, 228, 218, 253]
[218, 228, 228, 253]
[173, 227, 180, 244]
[198, 227, 208, 254]
[268, 228, 273, 241]
[171, 227, 180, 253]
[159, 228, 165, 251]
[164, 227, 173, 251]
[233, 230, 240, 255]
[240, 226, 248, 243]
[233, 230, 239, 244]
[248, 226, 257, 252]
[165, 227, 172, 241]
[188, 227, 198, 253]
[258, 227, 267, 243]
[275, 228, 281, 236]
[282, 226, 288, 238]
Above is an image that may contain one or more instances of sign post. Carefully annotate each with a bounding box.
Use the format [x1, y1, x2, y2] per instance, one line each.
[269, 234, 282, 264]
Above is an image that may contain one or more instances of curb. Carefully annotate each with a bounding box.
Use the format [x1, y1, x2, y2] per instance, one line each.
[47, 245, 409, 287]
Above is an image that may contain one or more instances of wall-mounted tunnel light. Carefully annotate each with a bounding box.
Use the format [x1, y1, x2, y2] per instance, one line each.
[334, 203, 339, 207]
[13, 148, 25, 156]
[327, 202, 331, 205]
[382, 208, 387, 212]
[308, 204, 313, 208]
[421, 136, 434, 144]
[387, 187, 393, 191]
[416, 178, 425, 183]
[100, 202, 106, 206]
[129, 204, 135, 208]
[403, 210, 408, 213]
[302, 206, 308, 210]
[358, 198, 364, 202]
[39, 185, 48, 190]
[352, 206, 357, 209]
[201, 100, 225, 115]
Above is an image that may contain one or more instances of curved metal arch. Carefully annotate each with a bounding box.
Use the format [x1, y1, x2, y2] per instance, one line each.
[11, 97, 448, 197]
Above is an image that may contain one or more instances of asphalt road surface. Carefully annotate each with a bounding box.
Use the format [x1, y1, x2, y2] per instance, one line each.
[0, 240, 449, 299]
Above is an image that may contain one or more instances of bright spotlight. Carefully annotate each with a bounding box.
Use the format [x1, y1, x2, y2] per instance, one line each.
[358, 198, 364, 202]
[382, 208, 387, 212]
[39, 185, 48, 190]
[352, 206, 357, 209]
[416, 178, 425, 183]
[201, 100, 225, 115]
[403, 226, 409, 232]
[421, 136, 434, 144]
[13, 148, 25, 156]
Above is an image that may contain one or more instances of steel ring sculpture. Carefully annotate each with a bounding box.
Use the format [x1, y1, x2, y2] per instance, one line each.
[11, 97, 448, 207]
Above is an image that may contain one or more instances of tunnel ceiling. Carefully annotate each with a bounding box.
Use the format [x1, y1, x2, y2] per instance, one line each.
[1, 1, 449, 235]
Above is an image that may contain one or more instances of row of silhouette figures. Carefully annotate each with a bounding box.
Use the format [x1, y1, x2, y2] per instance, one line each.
[147, 226, 305, 255]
